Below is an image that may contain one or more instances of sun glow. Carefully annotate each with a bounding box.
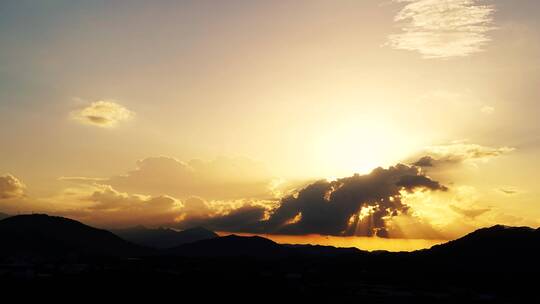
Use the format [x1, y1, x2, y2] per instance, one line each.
[313, 118, 421, 178]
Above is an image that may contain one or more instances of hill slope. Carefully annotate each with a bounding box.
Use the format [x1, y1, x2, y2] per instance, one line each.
[412, 225, 540, 271]
[0, 214, 150, 260]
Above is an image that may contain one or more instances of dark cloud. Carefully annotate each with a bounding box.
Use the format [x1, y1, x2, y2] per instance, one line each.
[177, 164, 447, 237]
[412, 156, 434, 167]
[180, 204, 267, 233]
[262, 164, 446, 237]
[396, 175, 447, 191]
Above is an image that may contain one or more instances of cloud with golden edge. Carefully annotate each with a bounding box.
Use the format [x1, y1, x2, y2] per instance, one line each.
[71, 100, 134, 128]
[0, 174, 25, 199]
[58, 184, 183, 228]
[388, 0, 496, 58]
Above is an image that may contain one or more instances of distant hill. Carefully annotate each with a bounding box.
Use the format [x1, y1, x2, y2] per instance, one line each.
[166, 234, 363, 258]
[0, 213, 9, 221]
[112, 226, 218, 249]
[166, 234, 286, 257]
[0, 214, 151, 260]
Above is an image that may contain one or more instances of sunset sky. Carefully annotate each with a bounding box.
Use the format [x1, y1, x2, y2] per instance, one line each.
[1, 0, 539, 249]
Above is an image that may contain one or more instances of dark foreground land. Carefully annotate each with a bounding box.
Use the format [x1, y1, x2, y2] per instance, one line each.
[1, 214, 539, 302]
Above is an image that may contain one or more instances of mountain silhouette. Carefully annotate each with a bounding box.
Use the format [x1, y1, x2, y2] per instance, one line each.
[0, 214, 150, 260]
[0, 212, 9, 221]
[166, 234, 287, 257]
[2, 216, 540, 301]
[416, 224, 540, 271]
[166, 234, 363, 258]
[112, 226, 218, 249]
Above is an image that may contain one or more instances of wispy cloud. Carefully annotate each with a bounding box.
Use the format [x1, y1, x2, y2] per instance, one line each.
[498, 187, 519, 195]
[412, 142, 514, 167]
[71, 100, 134, 128]
[388, 0, 496, 58]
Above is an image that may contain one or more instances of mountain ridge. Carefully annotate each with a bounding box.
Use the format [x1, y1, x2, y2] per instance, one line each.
[112, 225, 218, 249]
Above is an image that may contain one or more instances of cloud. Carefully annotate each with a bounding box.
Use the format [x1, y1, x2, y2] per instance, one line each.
[388, 0, 496, 58]
[450, 204, 490, 219]
[249, 164, 447, 237]
[0, 174, 25, 199]
[105, 156, 279, 200]
[58, 176, 108, 183]
[60, 185, 183, 227]
[151, 164, 447, 237]
[180, 204, 268, 233]
[71, 100, 134, 128]
[498, 188, 518, 195]
[412, 142, 514, 168]
[481, 105, 495, 115]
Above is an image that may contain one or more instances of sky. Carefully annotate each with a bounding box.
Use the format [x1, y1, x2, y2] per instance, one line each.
[1, 0, 539, 248]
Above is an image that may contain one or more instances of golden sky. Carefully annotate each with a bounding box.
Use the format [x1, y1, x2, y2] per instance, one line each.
[1, 0, 539, 248]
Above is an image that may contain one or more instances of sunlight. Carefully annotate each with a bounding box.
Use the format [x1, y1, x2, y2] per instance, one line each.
[313, 118, 419, 178]
[285, 212, 303, 225]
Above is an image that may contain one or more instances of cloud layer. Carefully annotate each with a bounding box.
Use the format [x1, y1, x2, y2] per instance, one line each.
[0, 174, 25, 199]
[57, 162, 447, 237]
[71, 100, 134, 128]
[388, 0, 496, 58]
[60, 185, 183, 227]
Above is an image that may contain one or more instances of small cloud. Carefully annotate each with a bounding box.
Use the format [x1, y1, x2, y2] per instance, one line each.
[450, 204, 490, 219]
[498, 188, 518, 195]
[0, 174, 26, 199]
[71, 100, 134, 128]
[388, 0, 496, 58]
[481, 105, 495, 115]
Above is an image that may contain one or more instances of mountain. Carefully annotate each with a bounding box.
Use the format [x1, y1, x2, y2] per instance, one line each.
[166, 234, 287, 257]
[166, 234, 363, 258]
[112, 226, 218, 249]
[414, 225, 540, 271]
[0, 212, 9, 220]
[0, 214, 151, 260]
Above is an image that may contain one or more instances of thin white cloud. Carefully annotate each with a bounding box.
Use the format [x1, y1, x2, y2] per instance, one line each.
[388, 0, 496, 58]
[71, 100, 134, 128]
